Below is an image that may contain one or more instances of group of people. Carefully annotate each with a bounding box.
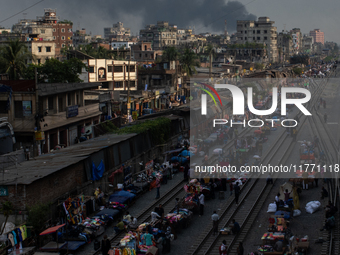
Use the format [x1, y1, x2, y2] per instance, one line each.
[113, 211, 138, 234]
[219, 239, 244, 255]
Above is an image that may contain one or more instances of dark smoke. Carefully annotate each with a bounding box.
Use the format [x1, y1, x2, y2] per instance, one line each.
[54, 0, 256, 35]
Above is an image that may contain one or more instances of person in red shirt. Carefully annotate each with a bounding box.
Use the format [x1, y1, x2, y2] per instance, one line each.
[155, 177, 161, 199]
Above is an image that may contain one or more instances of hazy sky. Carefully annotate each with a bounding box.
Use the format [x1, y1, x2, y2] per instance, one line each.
[0, 0, 339, 43]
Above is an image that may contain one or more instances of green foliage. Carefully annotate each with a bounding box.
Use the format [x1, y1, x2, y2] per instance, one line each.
[0, 201, 14, 234]
[27, 203, 50, 234]
[180, 48, 200, 77]
[23, 58, 86, 83]
[293, 67, 303, 75]
[254, 63, 264, 70]
[162, 47, 179, 62]
[114, 117, 171, 144]
[228, 43, 265, 49]
[58, 20, 73, 25]
[290, 54, 309, 65]
[100, 121, 118, 132]
[0, 39, 34, 80]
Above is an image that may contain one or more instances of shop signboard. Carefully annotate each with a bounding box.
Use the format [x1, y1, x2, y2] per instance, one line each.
[35, 131, 45, 141]
[132, 111, 138, 120]
[0, 186, 8, 196]
[66, 105, 78, 118]
[22, 101, 32, 116]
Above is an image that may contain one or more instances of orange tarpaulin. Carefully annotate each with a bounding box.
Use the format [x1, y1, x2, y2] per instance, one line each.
[40, 224, 65, 236]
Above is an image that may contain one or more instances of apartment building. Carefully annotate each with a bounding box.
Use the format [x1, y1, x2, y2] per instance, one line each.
[302, 35, 314, 53]
[104, 22, 131, 40]
[277, 31, 293, 63]
[290, 28, 302, 54]
[26, 41, 56, 64]
[140, 21, 177, 50]
[86, 59, 138, 91]
[310, 29, 324, 45]
[111, 41, 134, 50]
[131, 42, 163, 62]
[236, 17, 278, 63]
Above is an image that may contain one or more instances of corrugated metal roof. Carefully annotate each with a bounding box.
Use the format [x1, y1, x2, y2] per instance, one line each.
[0, 133, 137, 185]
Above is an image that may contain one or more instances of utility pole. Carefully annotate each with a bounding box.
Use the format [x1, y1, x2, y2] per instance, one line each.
[127, 48, 131, 123]
[34, 67, 41, 156]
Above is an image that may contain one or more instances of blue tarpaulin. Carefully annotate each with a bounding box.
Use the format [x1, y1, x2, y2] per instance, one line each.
[109, 190, 136, 204]
[92, 160, 105, 181]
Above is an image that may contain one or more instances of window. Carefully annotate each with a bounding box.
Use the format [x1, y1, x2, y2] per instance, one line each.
[37, 59, 41, 64]
[61, 28, 65, 33]
[114, 66, 123, 72]
[114, 81, 124, 88]
[264, 30, 267, 34]
[126, 66, 135, 72]
[145, 53, 148, 57]
[239, 37, 243, 40]
[53, 36, 56, 40]
[253, 37, 255, 40]
[257, 30, 260, 34]
[62, 36, 65, 40]
[0, 101, 8, 113]
[58, 97, 64, 112]
[48, 96, 54, 110]
[14, 101, 32, 118]
[139, 53, 142, 58]
[253, 31, 255, 34]
[257, 37, 260, 40]
[76, 94, 79, 105]
[245, 37, 247, 40]
[68, 93, 72, 106]
[89, 66, 95, 73]
[240, 31, 243, 34]
[46, 46, 51, 52]
[264, 37, 268, 40]
[53, 28, 56, 32]
[68, 28, 72, 32]
[41, 29, 45, 34]
[108, 66, 113, 72]
[38, 46, 42, 52]
[62, 44, 65, 48]
[245, 31, 247, 34]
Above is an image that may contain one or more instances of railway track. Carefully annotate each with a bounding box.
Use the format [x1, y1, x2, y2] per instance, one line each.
[187, 75, 330, 255]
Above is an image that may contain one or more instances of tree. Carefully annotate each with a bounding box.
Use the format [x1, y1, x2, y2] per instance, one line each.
[0, 201, 13, 235]
[162, 47, 179, 87]
[180, 48, 200, 77]
[205, 44, 216, 78]
[23, 58, 86, 83]
[27, 203, 50, 238]
[0, 39, 33, 80]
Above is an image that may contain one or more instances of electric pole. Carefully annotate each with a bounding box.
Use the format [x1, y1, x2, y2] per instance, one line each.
[127, 48, 131, 123]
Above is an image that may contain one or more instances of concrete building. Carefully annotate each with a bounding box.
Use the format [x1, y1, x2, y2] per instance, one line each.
[140, 21, 178, 50]
[26, 40, 56, 64]
[104, 22, 131, 40]
[290, 28, 302, 54]
[277, 31, 293, 63]
[111, 41, 135, 50]
[131, 42, 163, 63]
[302, 35, 314, 53]
[0, 80, 102, 154]
[236, 17, 278, 63]
[73, 29, 91, 47]
[86, 59, 138, 91]
[310, 29, 324, 45]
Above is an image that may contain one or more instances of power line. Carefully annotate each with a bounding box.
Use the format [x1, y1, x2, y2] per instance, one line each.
[0, 0, 45, 24]
[195, 0, 258, 34]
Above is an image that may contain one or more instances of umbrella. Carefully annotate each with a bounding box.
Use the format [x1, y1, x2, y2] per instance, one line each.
[253, 155, 261, 159]
[171, 156, 188, 164]
[213, 148, 223, 155]
[180, 150, 193, 157]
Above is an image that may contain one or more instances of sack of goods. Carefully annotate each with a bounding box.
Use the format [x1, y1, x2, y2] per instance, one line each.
[305, 201, 321, 214]
[267, 202, 277, 213]
[293, 209, 301, 217]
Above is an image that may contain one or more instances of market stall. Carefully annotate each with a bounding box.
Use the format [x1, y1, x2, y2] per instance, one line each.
[109, 190, 136, 205]
[39, 224, 67, 252]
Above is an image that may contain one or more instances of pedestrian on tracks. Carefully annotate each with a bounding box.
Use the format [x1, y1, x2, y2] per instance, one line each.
[155, 176, 161, 199]
[324, 113, 328, 123]
[234, 182, 240, 205]
[101, 235, 111, 255]
[199, 192, 205, 216]
[314, 135, 319, 148]
[219, 240, 228, 255]
[234, 128, 239, 138]
[231, 219, 240, 235]
[292, 128, 297, 141]
[314, 171, 321, 187]
[212, 211, 219, 235]
[237, 242, 244, 255]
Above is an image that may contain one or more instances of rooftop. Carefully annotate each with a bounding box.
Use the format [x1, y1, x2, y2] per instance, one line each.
[0, 133, 137, 185]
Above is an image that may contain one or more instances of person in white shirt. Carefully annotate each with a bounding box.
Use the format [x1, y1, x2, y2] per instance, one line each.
[123, 211, 132, 224]
[128, 217, 138, 229]
[151, 211, 161, 221]
[199, 193, 205, 217]
[211, 211, 220, 235]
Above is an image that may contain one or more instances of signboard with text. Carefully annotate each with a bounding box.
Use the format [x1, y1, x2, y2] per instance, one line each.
[66, 105, 78, 118]
[0, 186, 8, 196]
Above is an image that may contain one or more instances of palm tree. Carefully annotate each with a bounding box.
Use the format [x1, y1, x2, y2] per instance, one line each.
[0, 39, 33, 80]
[180, 48, 200, 77]
[0, 201, 13, 235]
[205, 44, 216, 79]
[162, 47, 179, 87]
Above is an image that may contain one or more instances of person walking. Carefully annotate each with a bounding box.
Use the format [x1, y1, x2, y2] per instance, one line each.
[101, 235, 111, 255]
[155, 176, 161, 199]
[212, 211, 219, 235]
[199, 192, 205, 216]
[292, 128, 297, 141]
[231, 219, 240, 235]
[314, 171, 321, 187]
[237, 242, 244, 255]
[234, 182, 240, 205]
[162, 223, 172, 254]
[324, 113, 328, 123]
[284, 189, 291, 202]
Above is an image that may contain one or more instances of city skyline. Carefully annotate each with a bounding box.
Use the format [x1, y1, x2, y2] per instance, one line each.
[0, 0, 339, 43]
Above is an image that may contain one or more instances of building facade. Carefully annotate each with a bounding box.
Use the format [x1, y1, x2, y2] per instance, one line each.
[236, 17, 278, 63]
[310, 29, 324, 45]
[111, 41, 135, 50]
[277, 31, 293, 63]
[131, 42, 163, 62]
[104, 22, 131, 40]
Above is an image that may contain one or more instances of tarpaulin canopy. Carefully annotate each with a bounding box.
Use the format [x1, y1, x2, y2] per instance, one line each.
[40, 224, 65, 236]
[91, 160, 105, 181]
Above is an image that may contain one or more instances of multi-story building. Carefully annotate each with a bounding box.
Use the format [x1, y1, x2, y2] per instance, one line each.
[277, 31, 293, 63]
[302, 35, 314, 53]
[131, 42, 163, 62]
[111, 41, 134, 50]
[26, 41, 56, 64]
[290, 28, 302, 54]
[140, 21, 177, 50]
[104, 22, 131, 40]
[236, 17, 278, 63]
[310, 29, 324, 45]
[84, 59, 138, 91]
[73, 29, 91, 47]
